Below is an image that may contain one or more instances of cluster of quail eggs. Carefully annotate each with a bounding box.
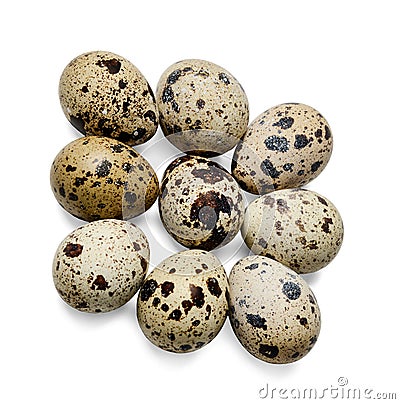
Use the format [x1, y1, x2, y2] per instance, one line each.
[51, 50, 344, 364]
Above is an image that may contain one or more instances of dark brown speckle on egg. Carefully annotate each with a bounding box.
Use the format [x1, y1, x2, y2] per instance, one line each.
[52, 219, 150, 313]
[156, 59, 249, 155]
[59, 51, 158, 146]
[136, 250, 229, 354]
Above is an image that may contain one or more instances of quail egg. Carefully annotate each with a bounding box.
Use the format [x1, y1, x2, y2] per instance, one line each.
[159, 155, 245, 250]
[229, 255, 321, 364]
[241, 188, 344, 273]
[53, 219, 149, 313]
[156, 59, 249, 155]
[50, 136, 159, 221]
[137, 250, 229, 353]
[59, 50, 158, 146]
[232, 103, 333, 194]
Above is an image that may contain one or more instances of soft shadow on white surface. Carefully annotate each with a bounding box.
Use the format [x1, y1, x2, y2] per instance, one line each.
[301, 271, 322, 288]
[132, 203, 254, 273]
[56, 204, 87, 229]
[63, 119, 83, 141]
[131, 309, 300, 375]
[135, 327, 204, 366]
[218, 320, 301, 377]
[129, 296, 205, 367]
[131, 202, 185, 269]
[214, 235, 252, 273]
[60, 297, 134, 327]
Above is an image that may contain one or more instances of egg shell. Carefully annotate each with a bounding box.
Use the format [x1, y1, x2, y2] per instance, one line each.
[50, 136, 159, 221]
[137, 250, 229, 353]
[156, 59, 249, 156]
[53, 219, 149, 313]
[241, 188, 344, 274]
[159, 155, 245, 250]
[59, 50, 158, 146]
[232, 103, 333, 194]
[229, 255, 321, 364]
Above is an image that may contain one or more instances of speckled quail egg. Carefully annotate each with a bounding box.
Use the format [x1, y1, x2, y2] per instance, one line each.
[137, 250, 229, 353]
[229, 255, 321, 364]
[156, 59, 249, 155]
[159, 155, 245, 250]
[59, 50, 158, 146]
[241, 188, 344, 274]
[232, 103, 332, 194]
[53, 219, 149, 313]
[50, 136, 159, 221]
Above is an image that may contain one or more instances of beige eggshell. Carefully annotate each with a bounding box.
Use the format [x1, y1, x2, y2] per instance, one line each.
[137, 250, 229, 353]
[229, 255, 321, 364]
[241, 188, 344, 273]
[159, 155, 245, 250]
[53, 219, 149, 313]
[156, 59, 249, 155]
[232, 103, 333, 194]
[59, 50, 158, 146]
[50, 136, 159, 221]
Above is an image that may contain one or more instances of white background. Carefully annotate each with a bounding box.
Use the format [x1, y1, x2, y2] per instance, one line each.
[2, 1, 400, 403]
